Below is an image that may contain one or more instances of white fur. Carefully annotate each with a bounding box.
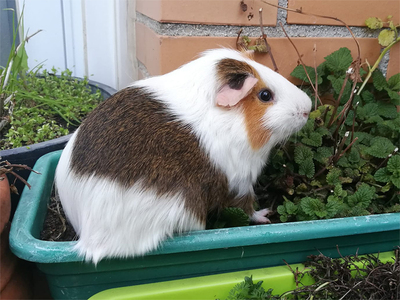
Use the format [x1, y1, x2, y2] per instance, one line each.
[56, 131, 203, 263]
[56, 48, 311, 263]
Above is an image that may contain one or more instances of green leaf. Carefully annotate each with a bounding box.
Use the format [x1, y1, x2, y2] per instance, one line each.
[327, 168, 342, 186]
[365, 17, 383, 29]
[377, 102, 398, 119]
[391, 177, 400, 189]
[372, 70, 388, 91]
[326, 195, 343, 218]
[285, 200, 298, 215]
[290, 65, 323, 85]
[348, 148, 360, 164]
[294, 145, 314, 164]
[300, 197, 326, 218]
[361, 90, 375, 104]
[366, 137, 396, 158]
[302, 132, 323, 147]
[378, 29, 396, 47]
[277, 205, 286, 215]
[299, 158, 315, 178]
[348, 183, 375, 208]
[327, 75, 351, 95]
[280, 214, 288, 222]
[385, 88, 400, 105]
[314, 146, 333, 164]
[324, 47, 353, 73]
[387, 155, 400, 173]
[387, 73, 400, 91]
[220, 207, 250, 227]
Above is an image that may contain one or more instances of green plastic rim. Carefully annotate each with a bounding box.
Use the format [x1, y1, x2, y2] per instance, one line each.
[9, 150, 400, 264]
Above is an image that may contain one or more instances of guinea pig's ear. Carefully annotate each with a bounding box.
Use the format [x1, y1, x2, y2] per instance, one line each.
[216, 58, 258, 107]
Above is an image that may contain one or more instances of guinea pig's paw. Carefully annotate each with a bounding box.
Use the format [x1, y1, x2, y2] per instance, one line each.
[250, 208, 272, 224]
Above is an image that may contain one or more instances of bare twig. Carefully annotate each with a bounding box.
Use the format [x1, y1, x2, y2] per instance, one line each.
[278, 22, 323, 106]
[313, 44, 318, 111]
[259, 8, 278, 72]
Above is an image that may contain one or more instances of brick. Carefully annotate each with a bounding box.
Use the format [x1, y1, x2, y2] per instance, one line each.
[287, 0, 399, 27]
[387, 42, 400, 79]
[136, 23, 382, 82]
[136, 0, 278, 26]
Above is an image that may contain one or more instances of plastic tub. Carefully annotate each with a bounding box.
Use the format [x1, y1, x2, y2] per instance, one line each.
[9, 151, 400, 299]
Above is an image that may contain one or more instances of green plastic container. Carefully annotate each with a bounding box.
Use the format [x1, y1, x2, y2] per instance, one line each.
[89, 251, 396, 300]
[9, 151, 400, 300]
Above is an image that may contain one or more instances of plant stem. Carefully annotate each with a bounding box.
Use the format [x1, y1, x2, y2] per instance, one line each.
[357, 36, 400, 96]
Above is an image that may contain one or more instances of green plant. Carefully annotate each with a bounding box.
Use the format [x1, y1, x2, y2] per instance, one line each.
[0, 9, 103, 150]
[262, 42, 400, 222]
[225, 276, 280, 300]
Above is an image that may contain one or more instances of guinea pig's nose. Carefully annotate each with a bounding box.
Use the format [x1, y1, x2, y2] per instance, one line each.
[303, 112, 309, 118]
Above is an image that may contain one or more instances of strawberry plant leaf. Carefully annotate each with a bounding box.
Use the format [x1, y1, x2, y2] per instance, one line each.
[290, 65, 323, 84]
[301, 197, 326, 218]
[377, 102, 398, 119]
[327, 168, 342, 186]
[378, 29, 396, 47]
[387, 73, 400, 91]
[372, 70, 388, 91]
[314, 146, 333, 164]
[366, 137, 396, 158]
[365, 17, 383, 29]
[299, 158, 315, 178]
[294, 145, 314, 164]
[302, 132, 323, 147]
[385, 88, 400, 105]
[387, 155, 400, 173]
[361, 90, 375, 104]
[324, 47, 353, 73]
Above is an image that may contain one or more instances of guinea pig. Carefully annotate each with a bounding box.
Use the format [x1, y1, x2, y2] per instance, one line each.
[55, 48, 311, 263]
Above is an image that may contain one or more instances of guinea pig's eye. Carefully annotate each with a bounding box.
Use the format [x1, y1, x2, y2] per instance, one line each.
[258, 89, 273, 102]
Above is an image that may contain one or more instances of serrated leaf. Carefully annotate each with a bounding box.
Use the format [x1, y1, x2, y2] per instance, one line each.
[220, 207, 250, 227]
[348, 183, 375, 208]
[315, 126, 330, 137]
[302, 132, 323, 147]
[387, 73, 400, 91]
[285, 200, 298, 215]
[391, 177, 400, 189]
[385, 88, 400, 105]
[372, 70, 388, 91]
[327, 168, 342, 186]
[326, 195, 343, 218]
[327, 75, 351, 95]
[365, 17, 383, 29]
[294, 145, 314, 164]
[324, 47, 353, 73]
[280, 214, 288, 222]
[277, 205, 286, 215]
[300, 197, 326, 217]
[314, 146, 333, 164]
[361, 90, 375, 104]
[377, 102, 398, 119]
[290, 65, 323, 85]
[366, 136, 396, 158]
[348, 148, 360, 164]
[365, 115, 384, 124]
[299, 158, 315, 178]
[387, 155, 400, 173]
[349, 205, 370, 217]
[378, 29, 396, 47]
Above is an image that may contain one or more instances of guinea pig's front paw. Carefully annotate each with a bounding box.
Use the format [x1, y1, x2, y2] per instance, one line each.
[250, 208, 272, 224]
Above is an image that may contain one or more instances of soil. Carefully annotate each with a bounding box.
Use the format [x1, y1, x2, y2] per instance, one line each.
[40, 192, 76, 242]
[40, 187, 280, 242]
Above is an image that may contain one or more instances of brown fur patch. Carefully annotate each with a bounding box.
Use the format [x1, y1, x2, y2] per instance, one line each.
[240, 80, 272, 150]
[216, 58, 272, 150]
[70, 87, 255, 223]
